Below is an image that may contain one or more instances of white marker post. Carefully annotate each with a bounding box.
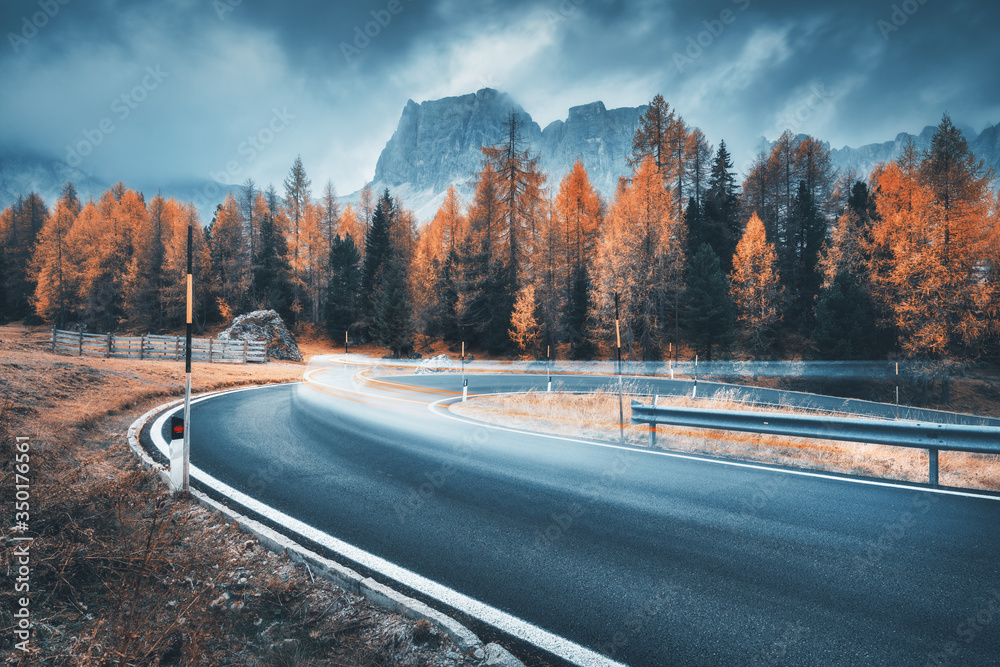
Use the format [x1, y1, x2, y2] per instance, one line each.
[615, 293, 624, 444]
[172, 225, 193, 493]
[462, 340, 467, 402]
[547, 345, 552, 393]
[692, 354, 698, 399]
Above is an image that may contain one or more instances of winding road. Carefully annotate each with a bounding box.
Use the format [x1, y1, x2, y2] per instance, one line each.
[141, 358, 1000, 666]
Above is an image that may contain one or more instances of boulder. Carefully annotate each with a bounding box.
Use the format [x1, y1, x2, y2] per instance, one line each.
[415, 354, 454, 374]
[217, 310, 303, 362]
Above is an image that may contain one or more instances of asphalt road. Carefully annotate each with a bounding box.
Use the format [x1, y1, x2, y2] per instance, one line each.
[148, 363, 1000, 666]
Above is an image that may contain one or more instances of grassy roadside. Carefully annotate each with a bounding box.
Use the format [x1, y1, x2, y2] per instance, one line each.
[450, 387, 1000, 491]
[0, 324, 480, 666]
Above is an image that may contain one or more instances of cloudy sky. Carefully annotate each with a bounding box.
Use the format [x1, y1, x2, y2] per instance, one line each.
[2, 0, 998, 200]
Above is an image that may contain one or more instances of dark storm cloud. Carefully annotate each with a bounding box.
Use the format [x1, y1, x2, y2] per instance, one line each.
[0, 0, 997, 201]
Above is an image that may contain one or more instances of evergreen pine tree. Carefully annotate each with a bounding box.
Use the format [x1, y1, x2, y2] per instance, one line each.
[326, 233, 362, 340]
[685, 244, 735, 361]
[567, 262, 595, 359]
[434, 248, 461, 343]
[29, 183, 79, 327]
[371, 254, 413, 357]
[254, 188, 293, 320]
[813, 269, 883, 359]
[362, 190, 395, 318]
[703, 140, 741, 274]
[483, 259, 516, 355]
[847, 180, 876, 223]
[685, 196, 706, 259]
[785, 180, 827, 329]
[1, 193, 49, 320]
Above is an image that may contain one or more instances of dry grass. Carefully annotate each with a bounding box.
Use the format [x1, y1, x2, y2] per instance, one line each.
[0, 324, 474, 665]
[451, 386, 1000, 491]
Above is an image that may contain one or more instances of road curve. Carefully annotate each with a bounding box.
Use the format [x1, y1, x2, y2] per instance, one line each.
[144, 361, 1000, 666]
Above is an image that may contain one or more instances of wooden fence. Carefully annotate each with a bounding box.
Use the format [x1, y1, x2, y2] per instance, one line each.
[51, 329, 268, 364]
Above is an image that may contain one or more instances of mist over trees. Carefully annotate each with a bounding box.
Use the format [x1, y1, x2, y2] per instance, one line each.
[3, 108, 998, 365]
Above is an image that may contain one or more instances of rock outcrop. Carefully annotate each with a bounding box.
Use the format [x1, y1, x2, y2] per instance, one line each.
[367, 88, 644, 221]
[217, 310, 303, 362]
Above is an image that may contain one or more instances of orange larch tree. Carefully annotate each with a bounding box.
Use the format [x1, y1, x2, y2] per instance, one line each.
[593, 156, 684, 360]
[29, 183, 79, 327]
[730, 212, 783, 359]
[553, 160, 602, 355]
[508, 283, 540, 357]
[302, 199, 327, 324]
[337, 204, 364, 252]
[123, 191, 171, 331]
[630, 94, 689, 220]
[866, 124, 996, 362]
[74, 184, 147, 330]
[410, 189, 465, 336]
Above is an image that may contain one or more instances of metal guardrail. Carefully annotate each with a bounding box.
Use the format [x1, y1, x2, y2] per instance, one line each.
[51, 328, 268, 363]
[346, 356, 906, 381]
[630, 400, 1000, 485]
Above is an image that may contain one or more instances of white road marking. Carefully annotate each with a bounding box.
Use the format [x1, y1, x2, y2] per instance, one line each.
[428, 396, 1000, 503]
[143, 374, 1000, 667]
[148, 386, 627, 667]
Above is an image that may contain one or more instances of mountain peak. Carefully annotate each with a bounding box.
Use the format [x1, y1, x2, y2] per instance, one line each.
[568, 100, 608, 119]
[369, 90, 642, 220]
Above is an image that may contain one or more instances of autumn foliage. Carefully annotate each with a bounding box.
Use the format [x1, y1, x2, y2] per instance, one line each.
[2, 110, 998, 367]
[729, 213, 782, 358]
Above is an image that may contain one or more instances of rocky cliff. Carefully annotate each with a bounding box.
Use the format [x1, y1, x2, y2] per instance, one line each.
[367, 88, 645, 220]
[811, 122, 998, 181]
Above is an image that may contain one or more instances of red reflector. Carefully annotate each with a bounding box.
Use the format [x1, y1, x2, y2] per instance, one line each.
[173, 425, 184, 433]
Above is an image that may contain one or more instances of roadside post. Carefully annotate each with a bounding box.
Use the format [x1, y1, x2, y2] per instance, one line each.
[615, 293, 624, 444]
[462, 340, 467, 402]
[171, 225, 193, 493]
[693, 355, 698, 399]
[547, 345, 552, 393]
